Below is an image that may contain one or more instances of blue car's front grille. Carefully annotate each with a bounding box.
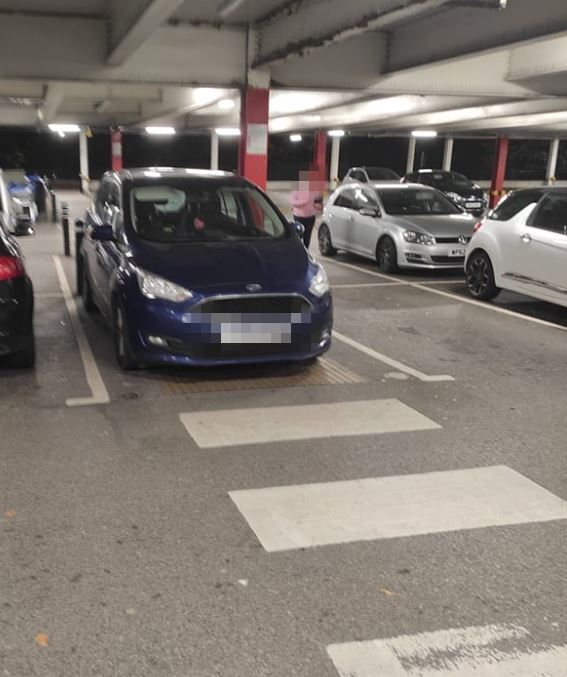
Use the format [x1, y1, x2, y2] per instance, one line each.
[197, 295, 310, 315]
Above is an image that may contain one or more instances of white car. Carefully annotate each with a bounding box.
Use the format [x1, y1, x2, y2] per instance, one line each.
[0, 169, 17, 234]
[465, 188, 567, 308]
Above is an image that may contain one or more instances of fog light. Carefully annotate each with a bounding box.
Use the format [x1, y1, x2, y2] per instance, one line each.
[148, 335, 168, 347]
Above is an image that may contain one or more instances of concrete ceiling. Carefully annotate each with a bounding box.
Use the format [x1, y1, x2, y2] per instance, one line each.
[0, 0, 567, 137]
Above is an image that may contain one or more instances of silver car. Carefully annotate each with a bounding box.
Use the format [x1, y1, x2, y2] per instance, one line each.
[319, 182, 475, 273]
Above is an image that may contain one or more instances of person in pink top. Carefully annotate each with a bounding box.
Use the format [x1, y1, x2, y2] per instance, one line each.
[290, 170, 323, 248]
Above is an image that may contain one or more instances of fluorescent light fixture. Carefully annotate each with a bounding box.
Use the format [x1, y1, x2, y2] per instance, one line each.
[218, 98, 235, 110]
[411, 130, 438, 138]
[146, 126, 176, 135]
[215, 127, 241, 137]
[328, 129, 345, 138]
[48, 123, 80, 133]
[289, 134, 302, 143]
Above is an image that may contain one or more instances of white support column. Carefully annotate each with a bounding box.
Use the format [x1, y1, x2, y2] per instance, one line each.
[330, 135, 341, 188]
[546, 138, 560, 185]
[406, 136, 416, 174]
[210, 130, 219, 171]
[442, 136, 454, 171]
[79, 129, 90, 195]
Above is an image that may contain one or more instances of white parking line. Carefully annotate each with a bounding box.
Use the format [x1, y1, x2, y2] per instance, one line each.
[333, 282, 405, 289]
[324, 257, 567, 333]
[333, 331, 455, 383]
[180, 398, 440, 449]
[327, 623, 567, 676]
[229, 465, 567, 552]
[53, 256, 110, 407]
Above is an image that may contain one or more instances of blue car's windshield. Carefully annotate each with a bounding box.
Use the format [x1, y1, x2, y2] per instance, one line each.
[127, 181, 288, 243]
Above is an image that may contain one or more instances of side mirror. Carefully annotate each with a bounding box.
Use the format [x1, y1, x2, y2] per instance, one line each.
[91, 224, 114, 242]
[360, 207, 381, 218]
[291, 221, 305, 238]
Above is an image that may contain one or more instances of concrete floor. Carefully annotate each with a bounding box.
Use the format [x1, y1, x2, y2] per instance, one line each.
[1, 196, 567, 676]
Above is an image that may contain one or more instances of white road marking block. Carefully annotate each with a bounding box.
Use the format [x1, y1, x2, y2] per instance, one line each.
[53, 255, 110, 406]
[327, 623, 567, 676]
[180, 398, 440, 449]
[229, 465, 567, 552]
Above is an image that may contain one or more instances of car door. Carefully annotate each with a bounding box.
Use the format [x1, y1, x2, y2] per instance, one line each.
[516, 193, 567, 301]
[91, 179, 122, 317]
[328, 188, 356, 250]
[348, 186, 382, 256]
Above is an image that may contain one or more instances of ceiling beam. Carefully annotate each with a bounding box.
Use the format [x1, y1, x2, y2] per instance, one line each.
[107, 0, 186, 66]
[253, 0, 455, 69]
[40, 83, 66, 123]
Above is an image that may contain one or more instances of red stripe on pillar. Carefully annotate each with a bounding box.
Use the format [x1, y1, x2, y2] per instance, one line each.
[239, 87, 270, 191]
[111, 131, 123, 172]
[489, 137, 509, 209]
[312, 131, 328, 185]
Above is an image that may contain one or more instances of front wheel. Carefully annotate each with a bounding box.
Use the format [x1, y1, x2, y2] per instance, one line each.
[376, 236, 399, 273]
[318, 223, 337, 256]
[466, 250, 501, 300]
[113, 303, 140, 371]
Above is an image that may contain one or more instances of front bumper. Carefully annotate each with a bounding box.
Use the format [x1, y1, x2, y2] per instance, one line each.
[123, 291, 333, 367]
[399, 242, 468, 269]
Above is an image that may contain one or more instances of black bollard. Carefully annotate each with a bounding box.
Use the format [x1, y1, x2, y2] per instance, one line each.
[51, 191, 58, 223]
[62, 202, 70, 257]
[75, 219, 85, 294]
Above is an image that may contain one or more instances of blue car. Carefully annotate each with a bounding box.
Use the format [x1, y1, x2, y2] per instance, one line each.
[80, 168, 333, 369]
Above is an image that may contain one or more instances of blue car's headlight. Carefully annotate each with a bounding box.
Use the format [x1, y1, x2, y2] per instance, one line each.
[309, 265, 330, 297]
[136, 268, 194, 303]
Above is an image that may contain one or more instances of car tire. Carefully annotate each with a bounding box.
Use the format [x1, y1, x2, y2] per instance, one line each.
[6, 330, 35, 369]
[113, 302, 140, 371]
[376, 236, 399, 273]
[82, 262, 97, 313]
[466, 250, 501, 300]
[318, 223, 337, 256]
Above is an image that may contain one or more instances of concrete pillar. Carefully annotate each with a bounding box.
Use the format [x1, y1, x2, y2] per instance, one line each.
[489, 137, 509, 209]
[79, 129, 90, 194]
[442, 136, 454, 171]
[330, 135, 341, 187]
[210, 130, 219, 171]
[546, 138, 560, 185]
[406, 136, 416, 174]
[238, 87, 269, 190]
[111, 130, 123, 172]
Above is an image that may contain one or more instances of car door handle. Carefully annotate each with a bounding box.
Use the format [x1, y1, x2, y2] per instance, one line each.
[520, 233, 532, 243]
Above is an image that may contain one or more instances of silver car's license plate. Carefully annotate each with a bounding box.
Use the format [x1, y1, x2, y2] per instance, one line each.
[449, 248, 466, 257]
[467, 201, 482, 209]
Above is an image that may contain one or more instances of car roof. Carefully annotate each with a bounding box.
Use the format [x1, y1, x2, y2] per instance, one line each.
[370, 182, 436, 190]
[104, 167, 236, 182]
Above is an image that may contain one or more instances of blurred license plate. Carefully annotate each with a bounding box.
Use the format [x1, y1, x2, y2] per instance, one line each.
[221, 323, 291, 344]
[467, 201, 481, 208]
[449, 248, 466, 257]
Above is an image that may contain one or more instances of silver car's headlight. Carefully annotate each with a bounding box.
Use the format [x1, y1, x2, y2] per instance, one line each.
[136, 268, 194, 302]
[403, 230, 435, 245]
[309, 265, 330, 297]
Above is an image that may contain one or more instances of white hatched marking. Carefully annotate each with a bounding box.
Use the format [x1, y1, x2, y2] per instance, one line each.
[229, 465, 567, 552]
[180, 398, 440, 449]
[328, 623, 567, 676]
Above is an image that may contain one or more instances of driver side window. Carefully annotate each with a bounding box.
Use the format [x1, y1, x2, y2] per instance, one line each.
[529, 194, 567, 234]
